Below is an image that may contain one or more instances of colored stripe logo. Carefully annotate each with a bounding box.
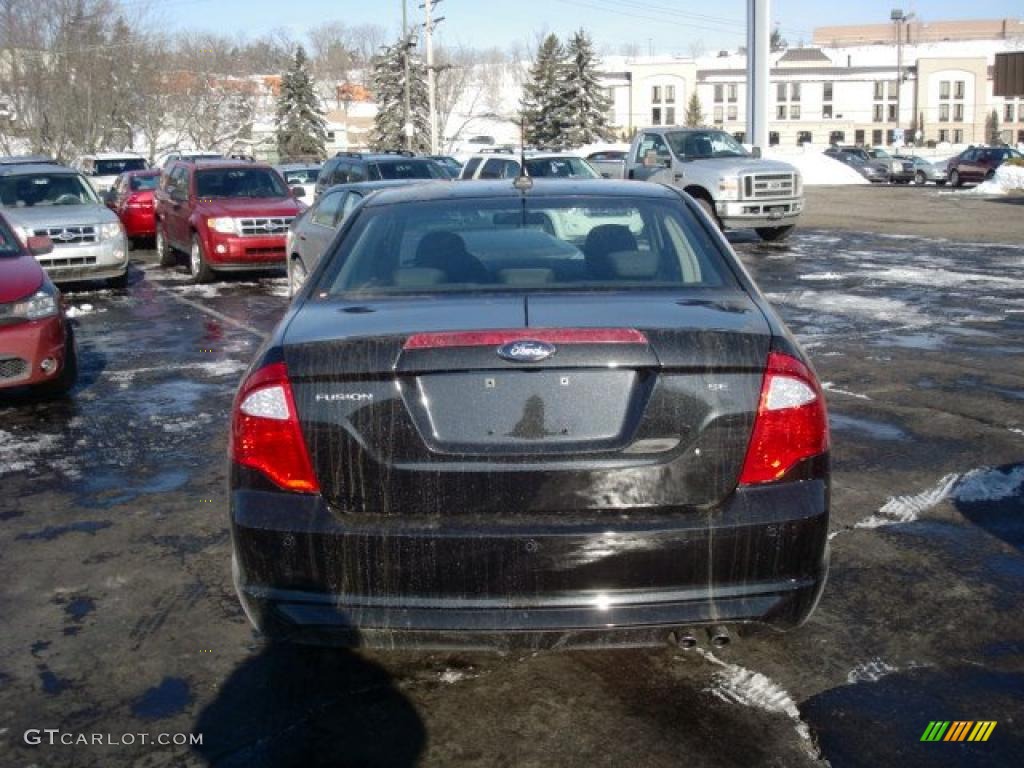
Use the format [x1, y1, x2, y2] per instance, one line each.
[921, 721, 996, 742]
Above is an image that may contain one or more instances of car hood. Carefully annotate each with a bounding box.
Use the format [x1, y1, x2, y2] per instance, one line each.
[685, 156, 800, 175]
[197, 198, 303, 218]
[0, 252, 45, 302]
[0, 204, 118, 228]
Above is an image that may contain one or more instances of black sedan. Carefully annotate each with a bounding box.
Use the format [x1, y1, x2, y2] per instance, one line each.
[229, 180, 831, 650]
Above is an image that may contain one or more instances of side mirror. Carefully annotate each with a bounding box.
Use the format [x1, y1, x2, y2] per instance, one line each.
[751, 146, 763, 159]
[291, 186, 306, 198]
[27, 235, 54, 256]
[103, 190, 116, 208]
[170, 188, 187, 203]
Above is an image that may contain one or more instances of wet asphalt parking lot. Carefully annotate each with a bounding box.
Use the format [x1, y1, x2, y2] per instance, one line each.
[1, 186, 1022, 767]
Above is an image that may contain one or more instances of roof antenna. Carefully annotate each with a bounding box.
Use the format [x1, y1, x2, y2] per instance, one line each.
[513, 114, 532, 191]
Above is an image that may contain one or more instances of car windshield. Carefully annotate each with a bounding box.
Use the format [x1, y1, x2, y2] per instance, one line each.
[195, 168, 288, 198]
[320, 195, 735, 296]
[868, 149, 892, 159]
[375, 160, 448, 180]
[282, 168, 320, 184]
[665, 130, 748, 159]
[0, 173, 100, 207]
[524, 157, 599, 178]
[129, 175, 160, 191]
[95, 158, 146, 175]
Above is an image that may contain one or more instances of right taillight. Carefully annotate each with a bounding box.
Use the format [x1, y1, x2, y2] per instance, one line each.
[230, 361, 319, 493]
[738, 350, 830, 485]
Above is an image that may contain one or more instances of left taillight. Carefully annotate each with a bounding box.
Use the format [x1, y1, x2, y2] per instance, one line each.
[738, 350, 830, 485]
[230, 361, 319, 493]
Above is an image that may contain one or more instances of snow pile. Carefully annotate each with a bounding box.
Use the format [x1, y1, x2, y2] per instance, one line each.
[962, 163, 1024, 196]
[846, 659, 899, 684]
[956, 465, 1024, 503]
[65, 303, 105, 318]
[764, 147, 867, 186]
[856, 473, 959, 529]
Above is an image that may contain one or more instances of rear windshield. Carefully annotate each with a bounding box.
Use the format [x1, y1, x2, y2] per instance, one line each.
[95, 158, 147, 175]
[129, 175, 159, 191]
[665, 130, 748, 159]
[281, 168, 320, 184]
[195, 168, 288, 199]
[0, 173, 100, 207]
[525, 157, 599, 178]
[320, 195, 735, 296]
[374, 160, 447, 180]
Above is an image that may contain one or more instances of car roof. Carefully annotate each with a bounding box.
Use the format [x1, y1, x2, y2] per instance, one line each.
[361, 178, 680, 207]
[80, 152, 145, 160]
[0, 155, 59, 166]
[124, 168, 162, 176]
[177, 159, 273, 171]
[277, 163, 321, 170]
[0, 163, 78, 177]
[322, 179, 433, 196]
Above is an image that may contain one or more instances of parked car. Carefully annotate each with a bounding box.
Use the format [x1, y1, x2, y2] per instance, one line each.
[71, 153, 148, 195]
[425, 155, 463, 179]
[104, 169, 162, 245]
[0, 218, 76, 397]
[154, 159, 305, 283]
[285, 179, 431, 297]
[0, 162, 128, 287]
[830, 151, 888, 183]
[894, 155, 948, 186]
[276, 163, 322, 200]
[626, 128, 803, 241]
[946, 146, 1024, 187]
[824, 146, 891, 180]
[863, 147, 904, 179]
[458, 152, 601, 180]
[228, 179, 831, 649]
[314, 152, 448, 198]
[156, 150, 223, 169]
[0, 155, 60, 167]
[584, 149, 629, 178]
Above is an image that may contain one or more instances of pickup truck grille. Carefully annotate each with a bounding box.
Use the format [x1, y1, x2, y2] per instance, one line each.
[743, 173, 796, 200]
[32, 225, 97, 245]
[238, 217, 293, 237]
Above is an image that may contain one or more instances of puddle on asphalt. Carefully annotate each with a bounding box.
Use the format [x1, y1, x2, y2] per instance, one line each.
[16, 521, 114, 542]
[131, 677, 192, 720]
[76, 469, 190, 508]
[830, 413, 907, 441]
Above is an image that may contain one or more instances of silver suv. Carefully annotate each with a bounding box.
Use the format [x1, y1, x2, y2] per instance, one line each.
[624, 128, 803, 241]
[0, 163, 128, 286]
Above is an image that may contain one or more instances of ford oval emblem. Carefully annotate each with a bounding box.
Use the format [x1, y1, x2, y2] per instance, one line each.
[497, 340, 556, 363]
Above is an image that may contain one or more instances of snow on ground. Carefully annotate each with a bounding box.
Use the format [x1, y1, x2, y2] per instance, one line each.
[856, 474, 960, 529]
[0, 429, 61, 476]
[65, 303, 107, 318]
[765, 291, 929, 326]
[956, 465, 1024, 503]
[764, 147, 867, 186]
[107, 360, 248, 386]
[846, 659, 899, 685]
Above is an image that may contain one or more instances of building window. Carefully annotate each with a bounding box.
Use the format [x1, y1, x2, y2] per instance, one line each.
[823, 104, 833, 118]
[776, 82, 786, 102]
[651, 107, 662, 125]
[769, 131, 780, 146]
[873, 104, 884, 122]
[886, 129, 895, 144]
[854, 129, 865, 145]
[953, 103, 963, 122]
[939, 104, 949, 122]
[790, 83, 801, 101]
[652, 85, 662, 103]
[797, 131, 812, 145]
[938, 129, 949, 142]
[887, 103, 897, 121]
[939, 80, 950, 99]
[727, 84, 738, 102]
[954, 81, 965, 99]
[790, 104, 800, 120]
[953, 128, 963, 143]
[872, 129, 883, 145]
[1005, 104, 1015, 122]
[874, 81, 884, 100]
[713, 106, 724, 124]
[776, 105, 786, 119]
[1018, 129, 1024, 143]
[714, 84, 723, 103]
[829, 130, 845, 144]
[326, 131, 336, 142]
[733, 131, 746, 143]
[727, 105, 737, 121]
[823, 82, 833, 102]
[665, 107, 676, 125]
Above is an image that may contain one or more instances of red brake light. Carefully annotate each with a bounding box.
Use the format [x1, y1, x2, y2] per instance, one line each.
[230, 361, 319, 493]
[738, 350, 830, 485]
[404, 328, 647, 350]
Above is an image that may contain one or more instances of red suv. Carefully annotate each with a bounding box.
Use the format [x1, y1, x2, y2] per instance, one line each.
[105, 169, 162, 245]
[946, 145, 1024, 187]
[154, 160, 305, 283]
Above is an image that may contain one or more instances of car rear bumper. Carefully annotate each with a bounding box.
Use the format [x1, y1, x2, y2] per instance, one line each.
[231, 474, 830, 649]
[0, 315, 69, 390]
[717, 198, 803, 229]
[121, 208, 155, 238]
[205, 232, 287, 268]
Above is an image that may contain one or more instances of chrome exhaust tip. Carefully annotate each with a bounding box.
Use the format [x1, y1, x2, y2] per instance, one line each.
[707, 625, 731, 648]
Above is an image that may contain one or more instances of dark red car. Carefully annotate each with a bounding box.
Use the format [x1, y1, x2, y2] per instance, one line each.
[154, 159, 305, 283]
[946, 145, 1024, 187]
[105, 169, 161, 245]
[0, 215, 76, 397]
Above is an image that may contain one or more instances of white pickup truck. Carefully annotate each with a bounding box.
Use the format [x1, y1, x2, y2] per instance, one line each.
[624, 127, 803, 241]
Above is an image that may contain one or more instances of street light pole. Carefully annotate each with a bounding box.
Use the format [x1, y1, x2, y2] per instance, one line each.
[424, 0, 438, 154]
[891, 9, 914, 146]
[402, 0, 412, 151]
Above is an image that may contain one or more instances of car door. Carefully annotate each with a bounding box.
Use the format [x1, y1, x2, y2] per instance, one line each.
[629, 133, 671, 181]
[299, 188, 345, 271]
[954, 149, 976, 180]
[164, 165, 191, 248]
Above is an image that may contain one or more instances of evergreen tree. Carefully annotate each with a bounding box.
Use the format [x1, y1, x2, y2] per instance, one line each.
[561, 29, 613, 146]
[770, 26, 788, 52]
[275, 46, 327, 161]
[684, 92, 704, 127]
[986, 109, 1001, 145]
[520, 34, 568, 148]
[369, 34, 430, 152]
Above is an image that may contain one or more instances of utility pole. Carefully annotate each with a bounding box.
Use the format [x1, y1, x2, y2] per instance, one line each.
[422, 0, 444, 154]
[891, 9, 914, 146]
[745, 0, 769, 152]
[402, 0, 412, 150]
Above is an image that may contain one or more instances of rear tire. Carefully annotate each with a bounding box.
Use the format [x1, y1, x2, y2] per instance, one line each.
[914, 171, 927, 185]
[34, 326, 77, 399]
[950, 169, 961, 188]
[156, 226, 176, 268]
[985, 169, 995, 181]
[756, 225, 795, 242]
[190, 234, 215, 284]
[288, 256, 308, 298]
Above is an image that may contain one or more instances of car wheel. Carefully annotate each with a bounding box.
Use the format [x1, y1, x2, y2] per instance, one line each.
[156, 227, 176, 268]
[755, 225, 795, 242]
[190, 234, 215, 284]
[985, 169, 995, 181]
[288, 257, 308, 298]
[34, 325, 78, 399]
[950, 169, 961, 187]
[695, 196, 721, 230]
[914, 171, 927, 185]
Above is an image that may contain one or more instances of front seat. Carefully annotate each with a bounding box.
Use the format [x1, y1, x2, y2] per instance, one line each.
[584, 224, 638, 280]
[414, 231, 491, 284]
